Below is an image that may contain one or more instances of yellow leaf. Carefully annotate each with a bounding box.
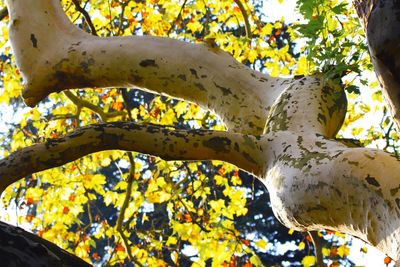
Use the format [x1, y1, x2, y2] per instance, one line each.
[261, 24, 273, 35]
[337, 245, 350, 258]
[171, 251, 179, 264]
[166, 236, 178, 246]
[301, 255, 316, 267]
[322, 247, 330, 256]
[255, 239, 268, 250]
[298, 241, 306, 250]
[247, 49, 258, 63]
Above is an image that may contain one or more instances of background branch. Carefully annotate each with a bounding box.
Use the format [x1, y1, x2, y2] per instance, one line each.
[0, 7, 8, 21]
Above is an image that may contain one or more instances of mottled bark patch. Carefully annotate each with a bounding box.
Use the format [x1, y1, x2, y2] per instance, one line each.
[203, 137, 231, 153]
[54, 71, 93, 89]
[80, 58, 95, 73]
[213, 82, 232, 96]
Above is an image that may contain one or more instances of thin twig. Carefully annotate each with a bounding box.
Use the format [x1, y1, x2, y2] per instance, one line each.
[116, 1, 129, 36]
[71, 0, 98, 36]
[115, 153, 142, 265]
[233, 0, 252, 39]
[167, 0, 188, 36]
[64, 91, 126, 121]
[309, 231, 324, 267]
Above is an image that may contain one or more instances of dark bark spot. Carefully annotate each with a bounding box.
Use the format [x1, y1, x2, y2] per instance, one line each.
[242, 151, 257, 164]
[131, 74, 144, 84]
[391, 186, 400, 196]
[396, 198, 400, 210]
[213, 82, 232, 96]
[366, 175, 380, 187]
[318, 113, 327, 125]
[54, 71, 93, 89]
[139, 59, 158, 68]
[178, 74, 186, 81]
[146, 126, 160, 134]
[283, 145, 291, 152]
[194, 82, 206, 92]
[67, 130, 85, 138]
[234, 142, 240, 151]
[203, 137, 231, 153]
[30, 34, 38, 48]
[190, 68, 199, 79]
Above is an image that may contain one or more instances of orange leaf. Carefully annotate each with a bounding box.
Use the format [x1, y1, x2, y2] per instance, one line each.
[115, 243, 125, 252]
[69, 194, 76, 201]
[63, 206, 70, 214]
[184, 214, 192, 222]
[25, 214, 34, 222]
[26, 197, 34, 205]
[384, 256, 392, 265]
[93, 252, 100, 261]
[112, 101, 124, 111]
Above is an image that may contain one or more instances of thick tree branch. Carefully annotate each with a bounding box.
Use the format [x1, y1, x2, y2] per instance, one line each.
[354, 0, 400, 130]
[0, 221, 91, 266]
[0, 122, 264, 193]
[5, 0, 289, 135]
[262, 77, 400, 259]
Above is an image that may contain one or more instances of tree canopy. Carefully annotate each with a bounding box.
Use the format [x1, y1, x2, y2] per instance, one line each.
[0, 0, 399, 266]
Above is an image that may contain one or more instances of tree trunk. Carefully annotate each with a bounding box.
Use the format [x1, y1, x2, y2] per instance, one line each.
[354, 0, 400, 130]
[0, 221, 91, 267]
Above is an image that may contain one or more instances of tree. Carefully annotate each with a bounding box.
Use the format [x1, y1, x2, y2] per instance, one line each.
[0, 0, 399, 266]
